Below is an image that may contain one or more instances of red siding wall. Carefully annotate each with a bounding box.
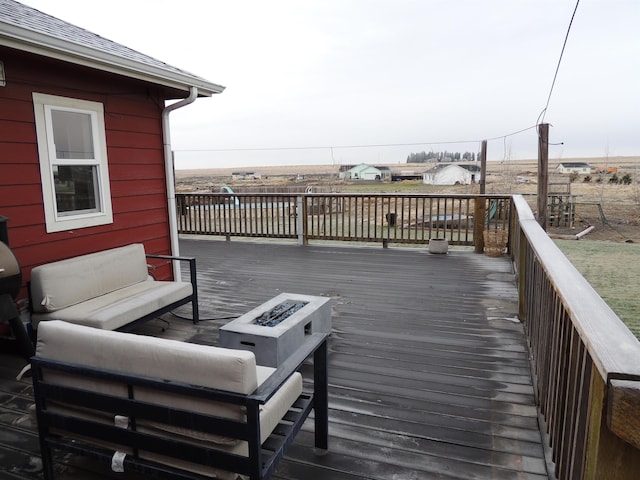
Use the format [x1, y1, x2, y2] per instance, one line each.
[0, 47, 178, 306]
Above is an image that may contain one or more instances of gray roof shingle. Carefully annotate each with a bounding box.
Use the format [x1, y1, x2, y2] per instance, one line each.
[0, 0, 224, 96]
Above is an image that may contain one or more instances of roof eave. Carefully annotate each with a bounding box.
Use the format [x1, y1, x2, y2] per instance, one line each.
[1, 26, 225, 97]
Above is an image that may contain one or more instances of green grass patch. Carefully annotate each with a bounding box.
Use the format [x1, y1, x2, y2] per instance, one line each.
[555, 239, 640, 339]
[337, 182, 462, 194]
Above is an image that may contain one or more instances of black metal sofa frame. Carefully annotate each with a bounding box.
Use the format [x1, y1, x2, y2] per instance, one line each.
[31, 332, 329, 480]
[128, 253, 200, 330]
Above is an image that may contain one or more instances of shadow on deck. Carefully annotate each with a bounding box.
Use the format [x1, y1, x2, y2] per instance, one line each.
[0, 238, 550, 479]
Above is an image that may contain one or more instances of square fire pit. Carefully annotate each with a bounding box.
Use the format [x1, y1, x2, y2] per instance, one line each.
[219, 293, 331, 367]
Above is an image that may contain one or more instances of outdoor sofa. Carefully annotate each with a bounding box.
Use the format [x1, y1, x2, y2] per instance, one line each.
[31, 320, 329, 480]
[29, 243, 199, 332]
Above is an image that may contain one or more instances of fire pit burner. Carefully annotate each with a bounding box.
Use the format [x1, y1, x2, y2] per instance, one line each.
[255, 301, 308, 327]
[219, 293, 332, 367]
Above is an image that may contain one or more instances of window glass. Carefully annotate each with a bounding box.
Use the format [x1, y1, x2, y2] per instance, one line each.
[53, 165, 101, 215]
[51, 110, 95, 159]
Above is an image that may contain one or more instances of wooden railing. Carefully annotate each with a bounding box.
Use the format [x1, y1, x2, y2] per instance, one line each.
[176, 193, 512, 247]
[510, 194, 640, 480]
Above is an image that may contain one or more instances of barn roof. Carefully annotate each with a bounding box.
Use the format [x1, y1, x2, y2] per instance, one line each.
[0, 0, 225, 97]
[426, 163, 464, 172]
[558, 162, 592, 168]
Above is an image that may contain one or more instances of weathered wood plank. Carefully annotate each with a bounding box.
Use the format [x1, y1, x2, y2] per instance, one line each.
[608, 379, 640, 450]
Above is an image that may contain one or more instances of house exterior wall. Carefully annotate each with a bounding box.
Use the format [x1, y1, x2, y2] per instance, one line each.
[0, 47, 175, 302]
[361, 167, 383, 180]
[347, 164, 386, 180]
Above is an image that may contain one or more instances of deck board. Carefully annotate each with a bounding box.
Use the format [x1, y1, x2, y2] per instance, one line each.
[0, 238, 550, 479]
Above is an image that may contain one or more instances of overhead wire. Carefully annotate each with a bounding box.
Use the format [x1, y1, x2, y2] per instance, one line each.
[175, 125, 539, 155]
[537, 0, 581, 127]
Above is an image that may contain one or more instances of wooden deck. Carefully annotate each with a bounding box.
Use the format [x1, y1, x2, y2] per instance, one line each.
[0, 238, 551, 479]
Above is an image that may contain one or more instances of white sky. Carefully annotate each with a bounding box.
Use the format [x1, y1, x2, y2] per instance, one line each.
[21, 0, 640, 169]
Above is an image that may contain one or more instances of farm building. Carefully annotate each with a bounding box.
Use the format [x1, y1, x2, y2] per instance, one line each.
[0, 0, 224, 306]
[343, 163, 391, 181]
[556, 162, 592, 174]
[422, 163, 481, 185]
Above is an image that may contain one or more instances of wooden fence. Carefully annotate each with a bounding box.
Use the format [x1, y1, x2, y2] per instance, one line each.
[511, 194, 640, 480]
[176, 193, 512, 247]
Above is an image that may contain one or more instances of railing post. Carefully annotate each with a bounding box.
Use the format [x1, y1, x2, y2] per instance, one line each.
[517, 227, 527, 324]
[297, 195, 307, 245]
[474, 197, 485, 254]
[583, 373, 640, 479]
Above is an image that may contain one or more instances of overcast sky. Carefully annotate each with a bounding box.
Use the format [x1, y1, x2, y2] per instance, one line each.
[21, 0, 640, 169]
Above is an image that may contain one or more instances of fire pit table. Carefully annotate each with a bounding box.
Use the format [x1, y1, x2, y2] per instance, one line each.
[219, 293, 331, 367]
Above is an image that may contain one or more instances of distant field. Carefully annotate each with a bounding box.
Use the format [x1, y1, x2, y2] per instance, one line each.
[556, 239, 640, 339]
[175, 155, 640, 179]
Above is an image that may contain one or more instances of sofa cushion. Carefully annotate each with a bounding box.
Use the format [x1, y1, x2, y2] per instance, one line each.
[30, 244, 149, 313]
[31, 280, 193, 330]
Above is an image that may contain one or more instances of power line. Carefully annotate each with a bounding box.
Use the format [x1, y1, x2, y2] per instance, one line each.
[175, 125, 538, 154]
[538, 0, 581, 126]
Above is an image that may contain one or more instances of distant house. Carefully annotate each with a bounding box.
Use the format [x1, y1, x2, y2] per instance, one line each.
[556, 162, 592, 174]
[422, 164, 481, 185]
[231, 172, 261, 180]
[0, 0, 224, 304]
[337, 165, 355, 180]
[344, 164, 391, 181]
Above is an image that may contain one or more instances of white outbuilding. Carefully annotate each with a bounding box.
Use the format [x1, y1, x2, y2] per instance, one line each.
[422, 164, 481, 185]
[556, 162, 592, 175]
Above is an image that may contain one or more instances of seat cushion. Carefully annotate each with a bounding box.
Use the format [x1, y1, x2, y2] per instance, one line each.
[31, 280, 193, 330]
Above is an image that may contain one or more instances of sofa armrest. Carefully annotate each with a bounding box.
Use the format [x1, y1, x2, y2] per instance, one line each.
[146, 254, 199, 322]
[252, 333, 326, 402]
[252, 332, 329, 451]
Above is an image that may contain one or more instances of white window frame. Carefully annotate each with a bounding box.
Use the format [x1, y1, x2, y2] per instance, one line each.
[33, 93, 113, 233]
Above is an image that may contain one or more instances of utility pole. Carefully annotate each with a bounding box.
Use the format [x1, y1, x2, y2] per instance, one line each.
[537, 123, 549, 230]
[479, 140, 487, 195]
[474, 140, 488, 254]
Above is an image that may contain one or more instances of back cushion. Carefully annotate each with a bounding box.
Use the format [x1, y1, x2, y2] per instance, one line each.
[30, 244, 149, 312]
[36, 320, 258, 396]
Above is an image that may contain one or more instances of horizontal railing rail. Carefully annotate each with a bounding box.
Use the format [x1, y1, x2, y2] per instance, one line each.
[176, 193, 512, 247]
[510, 194, 640, 480]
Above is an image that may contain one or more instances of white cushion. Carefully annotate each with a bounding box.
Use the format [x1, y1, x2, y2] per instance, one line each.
[31, 280, 192, 330]
[31, 244, 148, 313]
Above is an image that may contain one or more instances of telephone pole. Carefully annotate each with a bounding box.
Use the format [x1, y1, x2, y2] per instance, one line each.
[537, 123, 549, 230]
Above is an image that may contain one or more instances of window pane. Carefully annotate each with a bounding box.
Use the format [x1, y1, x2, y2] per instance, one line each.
[54, 165, 101, 215]
[51, 110, 95, 159]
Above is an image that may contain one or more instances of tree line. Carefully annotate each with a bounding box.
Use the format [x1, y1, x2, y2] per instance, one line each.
[406, 151, 479, 163]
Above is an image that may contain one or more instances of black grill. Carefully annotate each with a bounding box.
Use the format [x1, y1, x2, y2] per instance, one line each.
[0, 241, 21, 299]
